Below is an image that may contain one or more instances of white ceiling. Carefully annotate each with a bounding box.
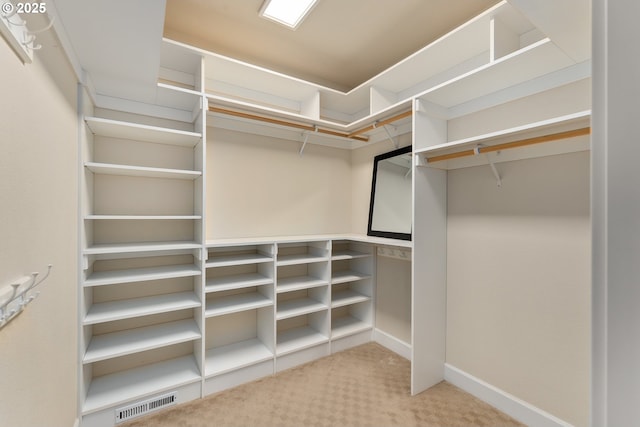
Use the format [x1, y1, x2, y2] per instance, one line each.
[163, 0, 502, 91]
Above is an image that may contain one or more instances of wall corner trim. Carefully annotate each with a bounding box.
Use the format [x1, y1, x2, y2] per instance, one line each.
[373, 328, 411, 360]
[444, 363, 574, 427]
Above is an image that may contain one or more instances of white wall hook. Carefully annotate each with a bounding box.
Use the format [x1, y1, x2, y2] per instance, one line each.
[0, 264, 52, 329]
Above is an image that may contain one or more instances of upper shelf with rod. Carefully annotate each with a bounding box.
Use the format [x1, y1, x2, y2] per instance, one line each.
[158, 0, 589, 150]
[415, 110, 591, 170]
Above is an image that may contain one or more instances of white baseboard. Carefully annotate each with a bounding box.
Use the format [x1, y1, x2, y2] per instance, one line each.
[373, 328, 411, 360]
[444, 364, 573, 427]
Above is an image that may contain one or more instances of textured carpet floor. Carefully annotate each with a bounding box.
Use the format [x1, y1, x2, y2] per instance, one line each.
[123, 342, 526, 427]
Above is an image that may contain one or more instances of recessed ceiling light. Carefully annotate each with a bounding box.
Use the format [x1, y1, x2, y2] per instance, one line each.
[259, 0, 319, 29]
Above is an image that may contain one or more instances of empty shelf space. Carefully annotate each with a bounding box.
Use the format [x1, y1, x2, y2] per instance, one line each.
[331, 250, 371, 261]
[276, 253, 329, 266]
[84, 241, 201, 256]
[85, 264, 201, 287]
[83, 319, 201, 364]
[276, 326, 328, 355]
[206, 253, 273, 268]
[85, 162, 201, 180]
[277, 276, 328, 293]
[204, 338, 273, 377]
[331, 290, 370, 308]
[276, 298, 327, 320]
[84, 116, 202, 147]
[83, 355, 201, 414]
[205, 292, 273, 317]
[84, 292, 201, 325]
[331, 316, 372, 340]
[331, 270, 371, 284]
[206, 273, 273, 293]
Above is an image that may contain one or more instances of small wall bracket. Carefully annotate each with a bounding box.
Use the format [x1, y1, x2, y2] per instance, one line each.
[475, 145, 502, 187]
[299, 126, 317, 156]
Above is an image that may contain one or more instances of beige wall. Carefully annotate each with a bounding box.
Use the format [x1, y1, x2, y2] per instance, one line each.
[206, 128, 353, 239]
[0, 26, 78, 427]
[446, 151, 590, 426]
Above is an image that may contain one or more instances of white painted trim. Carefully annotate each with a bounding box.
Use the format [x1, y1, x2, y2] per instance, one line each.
[444, 364, 573, 427]
[72, 418, 80, 427]
[373, 328, 411, 360]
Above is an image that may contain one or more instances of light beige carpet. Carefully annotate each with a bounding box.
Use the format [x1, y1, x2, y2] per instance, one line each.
[123, 342, 526, 427]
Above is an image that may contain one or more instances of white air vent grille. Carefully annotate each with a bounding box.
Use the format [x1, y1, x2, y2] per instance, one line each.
[115, 392, 177, 423]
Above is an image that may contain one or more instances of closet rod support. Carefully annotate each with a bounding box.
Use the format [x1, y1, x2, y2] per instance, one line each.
[382, 124, 399, 148]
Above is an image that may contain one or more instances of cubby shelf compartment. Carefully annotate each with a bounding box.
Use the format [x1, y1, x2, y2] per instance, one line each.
[276, 326, 329, 356]
[205, 293, 273, 318]
[276, 298, 327, 320]
[83, 355, 201, 414]
[205, 273, 273, 293]
[331, 250, 371, 261]
[331, 270, 371, 285]
[331, 290, 370, 308]
[204, 338, 274, 378]
[206, 253, 273, 268]
[84, 117, 202, 148]
[276, 253, 329, 266]
[84, 292, 201, 325]
[276, 276, 328, 294]
[85, 264, 201, 287]
[85, 162, 202, 180]
[331, 316, 372, 340]
[83, 319, 201, 364]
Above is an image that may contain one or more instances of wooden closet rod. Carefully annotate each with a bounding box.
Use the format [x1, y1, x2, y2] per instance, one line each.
[348, 110, 413, 138]
[425, 127, 591, 164]
[209, 106, 369, 142]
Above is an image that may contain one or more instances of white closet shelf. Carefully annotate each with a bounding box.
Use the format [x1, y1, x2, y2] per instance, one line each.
[84, 264, 201, 287]
[155, 82, 203, 112]
[276, 276, 328, 294]
[276, 326, 328, 356]
[205, 273, 273, 293]
[83, 355, 200, 415]
[83, 319, 200, 364]
[414, 110, 591, 156]
[84, 241, 202, 256]
[276, 298, 327, 320]
[84, 116, 202, 147]
[331, 250, 371, 261]
[331, 270, 371, 284]
[204, 338, 273, 378]
[331, 316, 372, 340]
[416, 38, 574, 109]
[85, 215, 202, 220]
[276, 253, 329, 266]
[206, 253, 273, 268]
[205, 292, 273, 318]
[85, 162, 202, 180]
[84, 292, 201, 325]
[331, 290, 370, 308]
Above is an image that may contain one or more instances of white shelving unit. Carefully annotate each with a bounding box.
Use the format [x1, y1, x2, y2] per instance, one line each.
[275, 240, 331, 371]
[79, 82, 206, 424]
[330, 241, 374, 347]
[203, 243, 276, 395]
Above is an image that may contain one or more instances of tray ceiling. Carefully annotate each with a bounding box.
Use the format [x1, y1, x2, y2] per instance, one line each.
[164, 0, 501, 91]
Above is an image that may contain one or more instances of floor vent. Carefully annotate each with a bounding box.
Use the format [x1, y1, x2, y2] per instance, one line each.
[115, 392, 177, 423]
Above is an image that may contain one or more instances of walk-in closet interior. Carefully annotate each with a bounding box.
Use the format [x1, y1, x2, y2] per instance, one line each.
[5, 1, 636, 426]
